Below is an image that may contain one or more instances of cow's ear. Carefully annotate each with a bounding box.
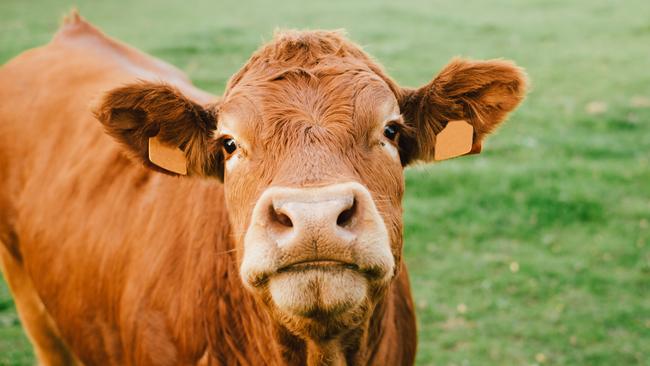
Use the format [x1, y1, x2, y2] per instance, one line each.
[94, 82, 223, 179]
[397, 58, 527, 164]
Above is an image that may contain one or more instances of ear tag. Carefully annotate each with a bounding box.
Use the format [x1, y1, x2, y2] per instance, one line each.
[434, 120, 474, 161]
[148, 137, 188, 175]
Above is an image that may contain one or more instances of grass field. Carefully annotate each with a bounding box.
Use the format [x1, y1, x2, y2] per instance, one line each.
[1, 0, 649, 365]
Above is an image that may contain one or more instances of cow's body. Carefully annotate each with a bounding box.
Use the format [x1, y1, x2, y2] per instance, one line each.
[0, 15, 416, 366]
[1, 10, 528, 366]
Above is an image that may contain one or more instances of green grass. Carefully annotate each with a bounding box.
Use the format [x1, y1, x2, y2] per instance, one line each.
[1, 0, 649, 364]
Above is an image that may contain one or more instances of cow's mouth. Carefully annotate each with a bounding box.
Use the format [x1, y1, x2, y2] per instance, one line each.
[246, 257, 386, 290]
[277, 259, 359, 273]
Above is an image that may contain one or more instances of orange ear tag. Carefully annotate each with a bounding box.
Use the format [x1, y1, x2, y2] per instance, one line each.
[148, 137, 188, 175]
[434, 120, 474, 161]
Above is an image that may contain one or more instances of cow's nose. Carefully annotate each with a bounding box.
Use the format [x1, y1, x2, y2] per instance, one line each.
[271, 194, 355, 230]
[263, 185, 365, 249]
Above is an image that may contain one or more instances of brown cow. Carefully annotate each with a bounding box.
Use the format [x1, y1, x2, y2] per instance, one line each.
[0, 12, 526, 366]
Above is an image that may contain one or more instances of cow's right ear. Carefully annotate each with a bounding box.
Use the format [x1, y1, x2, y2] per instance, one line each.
[94, 82, 223, 179]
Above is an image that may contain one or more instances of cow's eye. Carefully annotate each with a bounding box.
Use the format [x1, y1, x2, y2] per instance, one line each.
[223, 138, 237, 155]
[383, 124, 399, 141]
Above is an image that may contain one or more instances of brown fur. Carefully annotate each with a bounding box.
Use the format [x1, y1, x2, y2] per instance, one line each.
[0, 12, 526, 366]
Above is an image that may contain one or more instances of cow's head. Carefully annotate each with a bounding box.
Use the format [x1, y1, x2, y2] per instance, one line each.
[95, 31, 526, 342]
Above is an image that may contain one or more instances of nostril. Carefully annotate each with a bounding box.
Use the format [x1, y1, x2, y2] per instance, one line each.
[276, 212, 293, 227]
[336, 198, 357, 227]
[270, 205, 293, 228]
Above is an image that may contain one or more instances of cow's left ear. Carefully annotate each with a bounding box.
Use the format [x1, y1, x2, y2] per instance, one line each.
[94, 82, 223, 179]
[397, 58, 527, 164]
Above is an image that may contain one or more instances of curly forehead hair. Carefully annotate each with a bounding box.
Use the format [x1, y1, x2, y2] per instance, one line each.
[225, 30, 401, 94]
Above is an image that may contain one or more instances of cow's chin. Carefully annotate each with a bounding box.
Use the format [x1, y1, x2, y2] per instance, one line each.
[265, 267, 374, 340]
[270, 268, 367, 317]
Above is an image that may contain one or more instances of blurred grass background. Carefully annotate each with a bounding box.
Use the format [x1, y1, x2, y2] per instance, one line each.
[1, 0, 649, 365]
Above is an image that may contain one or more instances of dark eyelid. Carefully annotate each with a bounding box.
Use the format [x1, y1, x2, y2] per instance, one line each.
[385, 117, 414, 138]
[385, 118, 406, 130]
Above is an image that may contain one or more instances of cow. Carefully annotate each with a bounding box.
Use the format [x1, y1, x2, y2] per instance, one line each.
[0, 11, 526, 366]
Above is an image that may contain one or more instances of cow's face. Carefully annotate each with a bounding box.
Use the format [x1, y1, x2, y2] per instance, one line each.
[96, 31, 526, 340]
[219, 67, 405, 338]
